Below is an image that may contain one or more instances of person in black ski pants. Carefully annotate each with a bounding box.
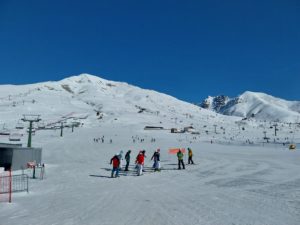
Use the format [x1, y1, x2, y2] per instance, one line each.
[187, 148, 194, 164]
[177, 149, 185, 170]
[124, 150, 131, 171]
[151, 149, 161, 171]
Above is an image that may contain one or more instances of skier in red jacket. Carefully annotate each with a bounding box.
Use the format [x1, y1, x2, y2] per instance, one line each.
[135, 150, 145, 176]
[110, 155, 120, 178]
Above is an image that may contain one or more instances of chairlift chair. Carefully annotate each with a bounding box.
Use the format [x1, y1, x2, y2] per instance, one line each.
[9, 133, 21, 141]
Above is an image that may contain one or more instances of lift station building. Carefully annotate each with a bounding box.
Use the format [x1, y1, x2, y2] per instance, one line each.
[0, 143, 42, 171]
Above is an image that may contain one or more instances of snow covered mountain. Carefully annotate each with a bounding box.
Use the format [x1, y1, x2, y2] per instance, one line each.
[1, 74, 299, 136]
[200, 91, 300, 122]
[0, 73, 230, 133]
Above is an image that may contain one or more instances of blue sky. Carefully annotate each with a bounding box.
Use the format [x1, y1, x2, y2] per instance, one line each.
[0, 0, 299, 102]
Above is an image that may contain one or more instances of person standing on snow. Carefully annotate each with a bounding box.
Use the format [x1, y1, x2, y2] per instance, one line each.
[141, 150, 147, 172]
[136, 151, 145, 176]
[110, 154, 120, 178]
[187, 148, 194, 164]
[151, 149, 161, 171]
[177, 149, 185, 170]
[124, 150, 131, 171]
[117, 150, 124, 170]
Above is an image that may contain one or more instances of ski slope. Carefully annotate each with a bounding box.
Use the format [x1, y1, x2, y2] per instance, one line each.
[0, 74, 300, 225]
[1, 123, 300, 225]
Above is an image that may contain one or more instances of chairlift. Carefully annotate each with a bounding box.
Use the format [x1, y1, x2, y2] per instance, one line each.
[9, 133, 22, 141]
[0, 130, 10, 135]
[37, 122, 45, 129]
[15, 120, 24, 129]
[0, 123, 10, 135]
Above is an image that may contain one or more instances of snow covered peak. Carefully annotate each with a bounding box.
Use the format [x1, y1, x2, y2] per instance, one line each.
[200, 95, 230, 111]
[239, 91, 277, 102]
[200, 91, 300, 122]
[59, 73, 108, 84]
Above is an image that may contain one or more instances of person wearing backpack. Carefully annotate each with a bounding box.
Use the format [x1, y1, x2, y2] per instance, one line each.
[110, 154, 120, 178]
[177, 149, 185, 170]
[124, 150, 131, 171]
[187, 147, 194, 164]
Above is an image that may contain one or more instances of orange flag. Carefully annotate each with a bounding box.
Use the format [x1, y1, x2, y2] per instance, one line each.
[168, 148, 186, 154]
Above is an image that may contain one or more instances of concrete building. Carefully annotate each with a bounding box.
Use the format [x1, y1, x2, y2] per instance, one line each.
[0, 143, 42, 171]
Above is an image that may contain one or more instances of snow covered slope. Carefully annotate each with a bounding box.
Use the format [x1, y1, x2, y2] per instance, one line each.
[1, 74, 299, 147]
[1, 74, 300, 225]
[0, 73, 236, 132]
[200, 91, 300, 122]
[1, 118, 299, 225]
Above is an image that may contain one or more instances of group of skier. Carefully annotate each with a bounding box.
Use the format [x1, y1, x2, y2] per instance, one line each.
[110, 147, 194, 178]
[93, 136, 113, 144]
[176, 147, 194, 170]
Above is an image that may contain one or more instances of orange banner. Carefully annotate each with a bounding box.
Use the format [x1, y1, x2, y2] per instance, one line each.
[168, 148, 186, 154]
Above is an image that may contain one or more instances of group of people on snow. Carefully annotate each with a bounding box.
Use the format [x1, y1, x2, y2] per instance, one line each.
[110, 149, 147, 177]
[131, 135, 156, 144]
[93, 136, 113, 144]
[110, 147, 194, 178]
[176, 147, 194, 170]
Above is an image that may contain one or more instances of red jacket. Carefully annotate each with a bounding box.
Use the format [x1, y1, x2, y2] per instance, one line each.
[111, 156, 120, 168]
[136, 153, 144, 165]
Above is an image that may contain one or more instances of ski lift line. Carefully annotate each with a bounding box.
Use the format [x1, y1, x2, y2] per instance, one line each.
[44, 112, 87, 126]
[61, 112, 76, 118]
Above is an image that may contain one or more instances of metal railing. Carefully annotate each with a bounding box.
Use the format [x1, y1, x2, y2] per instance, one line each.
[0, 174, 29, 194]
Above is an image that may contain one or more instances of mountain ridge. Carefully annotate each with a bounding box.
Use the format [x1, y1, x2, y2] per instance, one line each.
[0, 73, 224, 131]
[199, 91, 300, 122]
[1, 73, 299, 132]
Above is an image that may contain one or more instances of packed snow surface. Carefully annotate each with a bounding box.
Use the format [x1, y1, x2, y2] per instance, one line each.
[1, 124, 300, 225]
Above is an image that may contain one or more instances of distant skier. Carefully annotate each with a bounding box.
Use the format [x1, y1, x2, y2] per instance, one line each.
[124, 150, 131, 171]
[187, 148, 194, 164]
[110, 154, 120, 178]
[177, 149, 185, 170]
[151, 149, 161, 171]
[136, 151, 145, 176]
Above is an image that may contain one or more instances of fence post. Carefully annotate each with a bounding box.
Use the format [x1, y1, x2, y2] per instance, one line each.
[27, 175, 29, 193]
[9, 169, 12, 203]
[32, 165, 36, 179]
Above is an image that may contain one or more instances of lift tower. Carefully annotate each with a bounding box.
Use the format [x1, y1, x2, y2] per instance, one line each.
[21, 114, 41, 147]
